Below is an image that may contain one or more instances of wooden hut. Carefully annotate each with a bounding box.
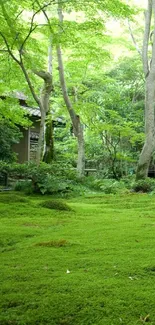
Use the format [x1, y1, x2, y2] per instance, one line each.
[1, 93, 64, 163]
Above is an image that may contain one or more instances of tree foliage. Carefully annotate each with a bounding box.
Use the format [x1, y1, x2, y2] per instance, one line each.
[0, 0, 144, 178]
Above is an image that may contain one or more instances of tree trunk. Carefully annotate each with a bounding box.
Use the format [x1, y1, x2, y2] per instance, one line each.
[136, 0, 155, 179]
[77, 121, 85, 177]
[136, 73, 155, 179]
[43, 113, 54, 163]
[57, 44, 85, 176]
[56, 2, 85, 177]
[33, 70, 53, 164]
[43, 37, 54, 163]
[36, 108, 46, 164]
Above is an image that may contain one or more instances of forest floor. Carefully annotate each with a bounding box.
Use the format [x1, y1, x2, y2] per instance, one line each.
[0, 192, 155, 325]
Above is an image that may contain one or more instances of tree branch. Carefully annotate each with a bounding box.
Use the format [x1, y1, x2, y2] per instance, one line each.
[0, 31, 41, 109]
[0, 48, 8, 52]
[19, 1, 53, 54]
[150, 0, 155, 68]
[33, 70, 53, 112]
[35, 0, 54, 34]
[142, 0, 152, 77]
[127, 19, 142, 57]
[0, 32, 20, 64]
[19, 26, 38, 54]
[33, 70, 53, 93]
[56, 1, 79, 135]
[19, 59, 41, 107]
[15, 10, 24, 20]
[34, 0, 54, 75]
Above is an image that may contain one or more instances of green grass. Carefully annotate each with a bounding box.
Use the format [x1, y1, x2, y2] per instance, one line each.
[1, 191, 155, 324]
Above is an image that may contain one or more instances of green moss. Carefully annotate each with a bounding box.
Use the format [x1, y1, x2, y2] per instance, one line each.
[1, 193, 155, 324]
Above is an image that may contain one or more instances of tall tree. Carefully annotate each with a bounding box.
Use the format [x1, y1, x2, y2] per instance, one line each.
[0, 0, 54, 164]
[54, 0, 133, 176]
[56, 1, 85, 177]
[0, 0, 134, 169]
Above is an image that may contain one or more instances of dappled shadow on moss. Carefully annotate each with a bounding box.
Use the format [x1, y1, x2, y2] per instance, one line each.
[144, 266, 155, 274]
[59, 316, 74, 325]
[0, 237, 21, 253]
[22, 222, 40, 228]
[39, 200, 72, 211]
[2, 300, 23, 309]
[0, 320, 18, 325]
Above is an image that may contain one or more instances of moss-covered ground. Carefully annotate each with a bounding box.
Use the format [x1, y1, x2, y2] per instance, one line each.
[0, 192, 155, 325]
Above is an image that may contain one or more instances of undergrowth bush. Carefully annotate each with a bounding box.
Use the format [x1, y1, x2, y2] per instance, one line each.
[14, 180, 33, 194]
[3, 160, 153, 196]
[132, 178, 155, 193]
[10, 162, 99, 196]
[0, 161, 78, 195]
[90, 178, 127, 194]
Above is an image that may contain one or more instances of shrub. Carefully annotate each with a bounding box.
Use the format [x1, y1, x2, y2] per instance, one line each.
[40, 200, 71, 211]
[14, 180, 33, 194]
[90, 178, 126, 194]
[0, 161, 78, 195]
[132, 178, 155, 193]
[0, 120, 21, 162]
[120, 175, 135, 189]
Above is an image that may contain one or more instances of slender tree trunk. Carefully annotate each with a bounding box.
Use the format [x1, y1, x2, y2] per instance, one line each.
[136, 0, 155, 179]
[56, 2, 85, 177]
[36, 108, 46, 164]
[43, 119, 54, 163]
[33, 70, 53, 164]
[43, 113, 54, 162]
[136, 73, 155, 179]
[77, 120, 85, 177]
[73, 87, 85, 177]
[43, 35, 54, 163]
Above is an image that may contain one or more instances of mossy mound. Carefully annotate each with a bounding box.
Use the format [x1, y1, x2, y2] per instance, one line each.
[40, 200, 71, 211]
[35, 239, 68, 247]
